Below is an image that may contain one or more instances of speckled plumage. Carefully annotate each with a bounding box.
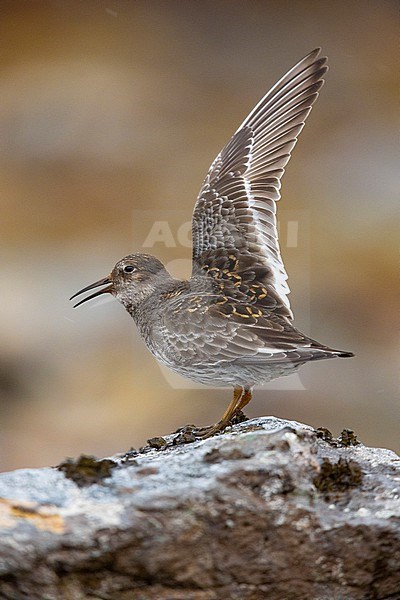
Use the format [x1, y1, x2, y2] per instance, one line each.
[71, 49, 353, 437]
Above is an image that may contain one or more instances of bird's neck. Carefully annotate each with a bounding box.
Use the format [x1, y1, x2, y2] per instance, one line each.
[120, 272, 178, 319]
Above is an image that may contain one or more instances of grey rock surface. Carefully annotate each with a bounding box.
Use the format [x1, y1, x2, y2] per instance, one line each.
[0, 417, 399, 600]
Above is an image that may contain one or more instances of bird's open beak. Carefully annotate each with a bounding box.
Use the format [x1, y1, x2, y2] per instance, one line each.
[70, 276, 113, 308]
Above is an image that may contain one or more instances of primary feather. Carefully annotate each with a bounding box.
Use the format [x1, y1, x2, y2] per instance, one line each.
[192, 48, 328, 319]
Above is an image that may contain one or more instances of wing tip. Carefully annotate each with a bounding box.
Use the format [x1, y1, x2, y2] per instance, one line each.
[302, 47, 328, 69]
[308, 47, 322, 58]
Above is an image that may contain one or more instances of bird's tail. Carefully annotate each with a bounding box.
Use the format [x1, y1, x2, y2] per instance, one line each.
[336, 350, 355, 358]
[308, 339, 354, 359]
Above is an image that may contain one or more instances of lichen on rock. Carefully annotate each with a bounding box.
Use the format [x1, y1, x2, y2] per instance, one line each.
[0, 416, 399, 599]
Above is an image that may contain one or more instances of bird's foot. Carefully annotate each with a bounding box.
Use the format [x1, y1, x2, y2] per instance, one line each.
[192, 420, 228, 440]
[173, 411, 249, 444]
[172, 423, 224, 443]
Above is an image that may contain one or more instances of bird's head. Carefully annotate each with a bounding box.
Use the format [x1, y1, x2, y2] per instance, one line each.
[70, 253, 169, 311]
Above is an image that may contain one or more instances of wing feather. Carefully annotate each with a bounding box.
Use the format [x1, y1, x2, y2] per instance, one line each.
[192, 48, 328, 319]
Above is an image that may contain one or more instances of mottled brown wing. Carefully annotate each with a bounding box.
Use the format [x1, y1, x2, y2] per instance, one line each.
[159, 290, 347, 367]
[192, 48, 328, 319]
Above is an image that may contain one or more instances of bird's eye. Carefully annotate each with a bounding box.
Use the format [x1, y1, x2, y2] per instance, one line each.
[123, 265, 136, 273]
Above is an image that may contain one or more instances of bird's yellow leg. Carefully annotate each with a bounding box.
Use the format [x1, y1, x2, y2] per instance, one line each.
[220, 386, 244, 422]
[235, 387, 252, 412]
[195, 386, 244, 439]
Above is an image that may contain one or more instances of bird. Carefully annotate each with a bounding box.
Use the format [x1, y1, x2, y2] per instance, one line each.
[70, 48, 354, 440]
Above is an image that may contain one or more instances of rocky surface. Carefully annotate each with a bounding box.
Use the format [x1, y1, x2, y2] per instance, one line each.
[0, 417, 399, 600]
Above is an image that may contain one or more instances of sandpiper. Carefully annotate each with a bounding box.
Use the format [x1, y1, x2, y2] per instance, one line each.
[71, 48, 353, 439]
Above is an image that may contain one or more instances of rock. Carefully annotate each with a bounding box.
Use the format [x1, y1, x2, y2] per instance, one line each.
[0, 417, 399, 600]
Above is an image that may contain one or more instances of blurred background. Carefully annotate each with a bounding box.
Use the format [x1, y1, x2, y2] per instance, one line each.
[0, 0, 398, 470]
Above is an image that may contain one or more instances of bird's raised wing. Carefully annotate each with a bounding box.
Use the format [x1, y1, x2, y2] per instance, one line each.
[191, 48, 328, 319]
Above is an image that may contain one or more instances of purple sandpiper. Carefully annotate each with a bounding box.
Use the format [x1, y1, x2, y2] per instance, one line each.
[71, 49, 354, 439]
